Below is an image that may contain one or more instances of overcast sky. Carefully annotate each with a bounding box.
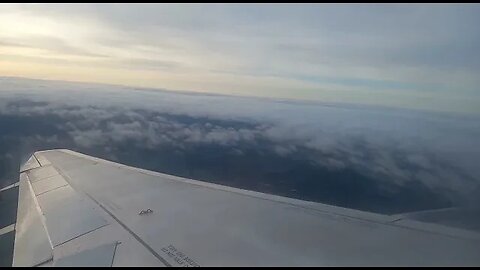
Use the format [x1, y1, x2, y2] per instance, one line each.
[1, 4, 479, 113]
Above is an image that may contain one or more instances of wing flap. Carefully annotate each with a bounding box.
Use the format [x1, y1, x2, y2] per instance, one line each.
[13, 173, 53, 267]
[36, 184, 109, 247]
[31, 175, 68, 196]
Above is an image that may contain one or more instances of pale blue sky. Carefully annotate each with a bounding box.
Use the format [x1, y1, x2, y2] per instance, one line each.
[0, 4, 479, 113]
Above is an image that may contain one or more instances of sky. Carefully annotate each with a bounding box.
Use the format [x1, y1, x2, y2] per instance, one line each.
[0, 3, 479, 114]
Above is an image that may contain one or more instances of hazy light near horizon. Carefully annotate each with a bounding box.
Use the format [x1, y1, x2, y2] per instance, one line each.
[0, 4, 479, 114]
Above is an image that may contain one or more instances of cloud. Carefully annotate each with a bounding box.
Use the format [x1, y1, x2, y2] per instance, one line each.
[70, 129, 106, 148]
[1, 77, 479, 213]
[0, 35, 109, 59]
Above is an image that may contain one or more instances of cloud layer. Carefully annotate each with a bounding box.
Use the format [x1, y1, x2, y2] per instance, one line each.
[1, 77, 479, 214]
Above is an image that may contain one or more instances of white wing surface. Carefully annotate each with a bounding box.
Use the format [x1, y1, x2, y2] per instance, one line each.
[13, 149, 480, 266]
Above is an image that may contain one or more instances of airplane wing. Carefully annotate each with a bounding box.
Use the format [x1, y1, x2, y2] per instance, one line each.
[11, 149, 480, 266]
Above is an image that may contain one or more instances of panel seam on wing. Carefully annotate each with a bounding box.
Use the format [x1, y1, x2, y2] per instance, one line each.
[32, 154, 42, 167]
[110, 241, 119, 266]
[52, 223, 110, 248]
